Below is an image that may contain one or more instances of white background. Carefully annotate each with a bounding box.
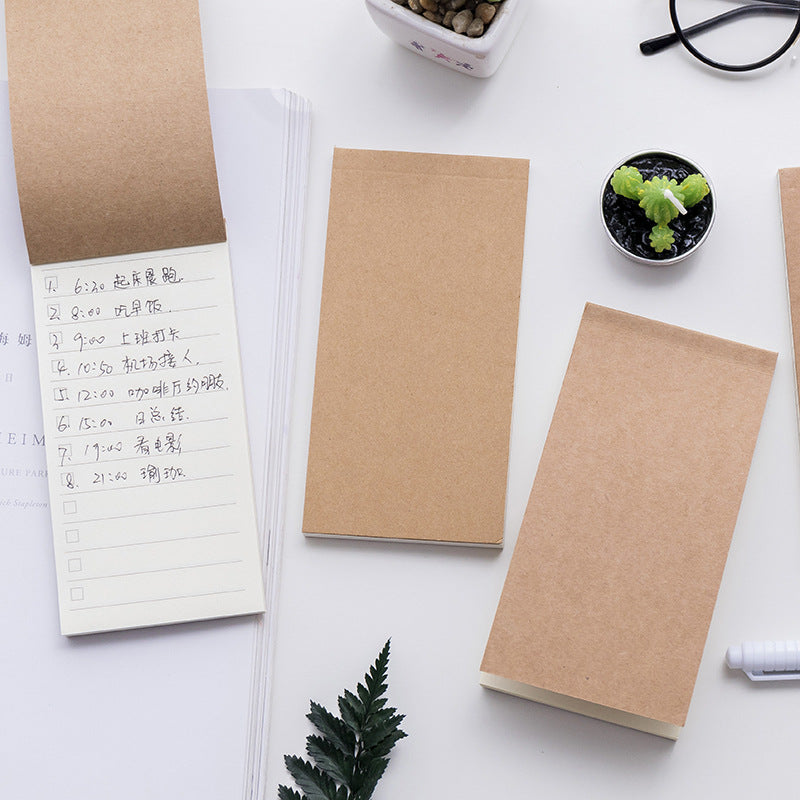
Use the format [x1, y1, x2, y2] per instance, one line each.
[4, 2, 800, 798]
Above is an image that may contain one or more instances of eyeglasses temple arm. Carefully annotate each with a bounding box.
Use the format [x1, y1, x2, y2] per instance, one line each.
[640, 31, 680, 55]
[640, 2, 800, 56]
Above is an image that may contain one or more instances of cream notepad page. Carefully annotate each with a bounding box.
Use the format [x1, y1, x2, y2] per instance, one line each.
[31, 241, 265, 634]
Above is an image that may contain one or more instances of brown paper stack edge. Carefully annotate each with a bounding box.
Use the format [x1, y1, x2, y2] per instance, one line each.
[779, 168, 800, 432]
[481, 303, 776, 739]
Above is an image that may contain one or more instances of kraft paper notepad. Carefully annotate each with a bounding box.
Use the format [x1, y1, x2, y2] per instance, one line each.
[303, 148, 529, 546]
[481, 303, 776, 739]
[6, 0, 265, 634]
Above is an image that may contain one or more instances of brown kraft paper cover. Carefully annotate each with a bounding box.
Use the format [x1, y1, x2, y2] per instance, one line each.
[6, 0, 225, 265]
[303, 148, 529, 545]
[481, 303, 776, 732]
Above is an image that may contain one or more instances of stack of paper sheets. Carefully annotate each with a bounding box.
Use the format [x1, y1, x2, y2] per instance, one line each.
[0, 84, 310, 800]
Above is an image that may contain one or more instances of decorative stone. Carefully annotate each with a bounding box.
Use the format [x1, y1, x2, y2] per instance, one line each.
[466, 17, 484, 36]
[390, 0, 505, 38]
[475, 2, 496, 23]
[452, 9, 473, 33]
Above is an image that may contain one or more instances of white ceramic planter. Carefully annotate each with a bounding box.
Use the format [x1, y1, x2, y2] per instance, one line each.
[365, 0, 528, 78]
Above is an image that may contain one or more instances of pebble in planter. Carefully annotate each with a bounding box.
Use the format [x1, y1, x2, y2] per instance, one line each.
[394, 0, 504, 39]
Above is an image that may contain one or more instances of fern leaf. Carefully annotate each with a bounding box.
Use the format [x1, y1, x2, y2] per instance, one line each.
[279, 640, 405, 800]
[284, 756, 339, 800]
[337, 690, 363, 734]
[277, 785, 306, 800]
[363, 723, 407, 759]
[356, 681, 377, 713]
[350, 757, 389, 800]
[307, 701, 355, 755]
[306, 734, 353, 787]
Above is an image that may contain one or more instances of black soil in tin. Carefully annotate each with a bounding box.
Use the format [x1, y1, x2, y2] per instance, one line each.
[602, 152, 714, 261]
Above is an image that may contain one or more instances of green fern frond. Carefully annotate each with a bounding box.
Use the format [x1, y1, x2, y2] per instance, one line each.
[278, 640, 407, 800]
[278, 786, 305, 800]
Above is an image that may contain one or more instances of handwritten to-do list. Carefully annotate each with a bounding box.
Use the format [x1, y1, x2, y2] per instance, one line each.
[31, 242, 265, 635]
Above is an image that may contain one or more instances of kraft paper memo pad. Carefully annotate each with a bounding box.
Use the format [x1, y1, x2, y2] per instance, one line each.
[481, 303, 776, 739]
[5, 1, 265, 634]
[303, 148, 529, 546]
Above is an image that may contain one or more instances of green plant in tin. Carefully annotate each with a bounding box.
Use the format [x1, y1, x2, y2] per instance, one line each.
[611, 166, 709, 254]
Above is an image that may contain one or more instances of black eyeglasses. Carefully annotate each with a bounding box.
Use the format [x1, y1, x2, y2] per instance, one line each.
[641, 0, 800, 72]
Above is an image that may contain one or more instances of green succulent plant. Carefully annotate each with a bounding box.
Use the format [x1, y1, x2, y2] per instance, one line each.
[611, 166, 710, 254]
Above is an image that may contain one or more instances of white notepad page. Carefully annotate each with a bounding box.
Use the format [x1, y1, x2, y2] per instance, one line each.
[31, 241, 266, 634]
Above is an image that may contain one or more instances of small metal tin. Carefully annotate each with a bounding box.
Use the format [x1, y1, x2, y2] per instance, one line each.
[600, 150, 716, 266]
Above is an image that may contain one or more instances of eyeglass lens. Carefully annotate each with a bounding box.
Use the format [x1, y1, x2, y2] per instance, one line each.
[671, 0, 800, 70]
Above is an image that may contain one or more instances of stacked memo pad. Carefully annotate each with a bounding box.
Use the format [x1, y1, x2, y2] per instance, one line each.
[481, 303, 776, 739]
[304, 148, 529, 546]
[7, 0, 268, 635]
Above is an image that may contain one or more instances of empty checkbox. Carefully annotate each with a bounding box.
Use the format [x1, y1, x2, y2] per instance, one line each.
[63, 500, 77, 515]
[65, 529, 80, 544]
[70, 587, 84, 602]
[67, 558, 82, 573]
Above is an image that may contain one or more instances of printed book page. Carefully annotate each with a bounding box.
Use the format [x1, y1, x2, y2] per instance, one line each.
[31, 241, 266, 635]
[0, 287, 47, 510]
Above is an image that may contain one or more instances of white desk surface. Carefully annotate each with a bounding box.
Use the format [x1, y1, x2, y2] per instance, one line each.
[5, 3, 800, 798]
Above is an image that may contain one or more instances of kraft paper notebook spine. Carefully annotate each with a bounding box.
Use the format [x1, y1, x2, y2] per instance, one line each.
[480, 302, 776, 739]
